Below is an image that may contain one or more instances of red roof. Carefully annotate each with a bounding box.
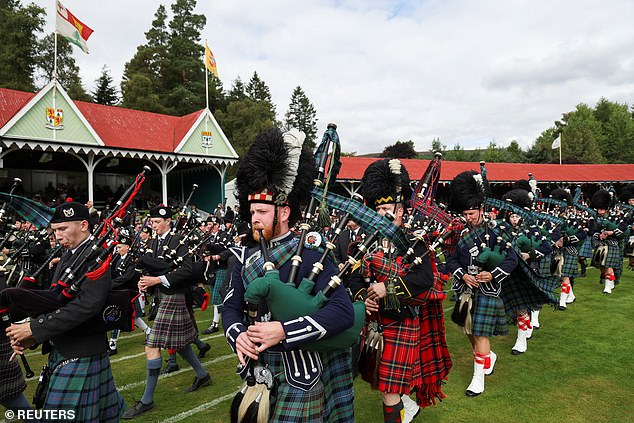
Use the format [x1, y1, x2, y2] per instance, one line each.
[0, 88, 35, 128]
[339, 157, 634, 183]
[0, 87, 205, 153]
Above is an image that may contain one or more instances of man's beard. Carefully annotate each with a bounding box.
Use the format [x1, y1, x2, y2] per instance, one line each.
[252, 224, 275, 242]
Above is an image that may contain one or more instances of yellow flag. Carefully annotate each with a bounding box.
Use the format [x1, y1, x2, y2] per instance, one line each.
[205, 42, 219, 79]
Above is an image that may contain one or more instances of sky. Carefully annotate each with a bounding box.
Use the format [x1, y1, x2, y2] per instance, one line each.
[30, 0, 634, 154]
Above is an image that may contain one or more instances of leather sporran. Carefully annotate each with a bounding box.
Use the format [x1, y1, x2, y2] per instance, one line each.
[551, 254, 563, 276]
[451, 289, 473, 335]
[148, 295, 160, 321]
[33, 365, 50, 409]
[591, 245, 608, 268]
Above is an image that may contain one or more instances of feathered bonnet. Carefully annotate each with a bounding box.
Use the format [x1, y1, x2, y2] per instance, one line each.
[235, 128, 316, 226]
[502, 189, 532, 210]
[448, 170, 486, 213]
[590, 189, 613, 210]
[620, 184, 634, 202]
[361, 159, 411, 210]
[550, 188, 573, 206]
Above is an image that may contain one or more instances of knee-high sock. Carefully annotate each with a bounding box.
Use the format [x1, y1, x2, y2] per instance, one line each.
[110, 329, 120, 343]
[140, 357, 162, 405]
[135, 317, 149, 332]
[2, 393, 31, 411]
[383, 401, 404, 423]
[213, 305, 221, 324]
[178, 345, 208, 378]
[193, 336, 206, 349]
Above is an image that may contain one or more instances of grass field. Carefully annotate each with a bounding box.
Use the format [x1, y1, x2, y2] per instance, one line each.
[2, 265, 634, 422]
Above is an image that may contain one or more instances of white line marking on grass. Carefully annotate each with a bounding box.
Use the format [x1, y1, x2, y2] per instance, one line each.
[117, 354, 235, 392]
[110, 351, 147, 363]
[161, 390, 240, 423]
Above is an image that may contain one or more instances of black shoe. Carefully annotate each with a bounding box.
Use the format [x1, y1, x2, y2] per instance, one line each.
[198, 343, 211, 359]
[184, 373, 211, 392]
[511, 349, 524, 355]
[202, 323, 219, 335]
[109, 347, 118, 356]
[122, 401, 155, 419]
[160, 362, 179, 375]
[465, 389, 482, 397]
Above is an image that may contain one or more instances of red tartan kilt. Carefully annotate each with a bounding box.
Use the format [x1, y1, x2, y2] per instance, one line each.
[378, 315, 422, 394]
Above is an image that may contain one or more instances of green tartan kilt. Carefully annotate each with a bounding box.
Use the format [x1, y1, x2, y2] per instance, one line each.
[259, 351, 325, 422]
[470, 292, 507, 337]
[603, 242, 623, 269]
[579, 237, 593, 259]
[561, 253, 579, 278]
[44, 350, 124, 422]
[532, 255, 552, 277]
[501, 266, 558, 317]
[0, 335, 26, 403]
[146, 293, 196, 350]
[211, 269, 227, 305]
[320, 349, 355, 423]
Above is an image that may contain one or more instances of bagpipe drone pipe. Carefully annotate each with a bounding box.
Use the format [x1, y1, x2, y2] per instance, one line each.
[0, 166, 150, 334]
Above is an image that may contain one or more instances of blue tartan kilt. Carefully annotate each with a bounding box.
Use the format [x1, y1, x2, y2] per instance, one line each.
[258, 351, 325, 422]
[579, 237, 593, 259]
[470, 292, 507, 337]
[146, 293, 196, 350]
[211, 269, 227, 306]
[603, 243, 623, 269]
[501, 265, 558, 317]
[320, 349, 355, 423]
[561, 253, 579, 278]
[44, 350, 124, 423]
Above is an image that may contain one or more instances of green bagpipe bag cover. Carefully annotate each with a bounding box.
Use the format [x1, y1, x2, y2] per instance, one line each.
[244, 270, 365, 352]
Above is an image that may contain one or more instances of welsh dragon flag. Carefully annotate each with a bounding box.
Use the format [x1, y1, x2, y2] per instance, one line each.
[56, 1, 93, 54]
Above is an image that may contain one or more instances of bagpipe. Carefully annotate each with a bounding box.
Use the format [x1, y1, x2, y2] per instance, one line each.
[0, 166, 150, 334]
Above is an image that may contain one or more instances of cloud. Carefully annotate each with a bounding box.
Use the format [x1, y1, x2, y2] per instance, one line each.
[31, 0, 634, 154]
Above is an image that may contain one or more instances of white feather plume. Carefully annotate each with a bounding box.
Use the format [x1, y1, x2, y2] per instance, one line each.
[473, 174, 483, 187]
[388, 159, 402, 175]
[276, 128, 305, 203]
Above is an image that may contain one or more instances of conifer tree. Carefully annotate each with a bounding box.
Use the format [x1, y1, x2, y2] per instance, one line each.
[284, 86, 318, 149]
[93, 65, 119, 106]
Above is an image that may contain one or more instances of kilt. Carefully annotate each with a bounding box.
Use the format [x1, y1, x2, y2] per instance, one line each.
[45, 350, 123, 423]
[470, 292, 507, 337]
[533, 254, 552, 277]
[501, 266, 557, 317]
[561, 253, 579, 277]
[603, 242, 623, 269]
[378, 316, 422, 395]
[259, 351, 325, 422]
[320, 349, 355, 423]
[0, 335, 26, 403]
[579, 237, 593, 259]
[146, 293, 196, 350]
[211, 269, 227, 305]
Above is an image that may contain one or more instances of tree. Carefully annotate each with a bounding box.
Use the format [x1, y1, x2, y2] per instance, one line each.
[0, 0, 45, 92]
[593, 98, 634, 163]
[36, 33, 91, 101]
[121, 5, 171, 113]
[555, 104, 605, 163]
[92, 65, 118, 105]
[526, 128, 557, 164]
[505, 140, 525, 163]
[246, 71, 277, 121]
[228, 77, 247, 102]
[431, 137, 446, 154]
[285, 86, 318, 149]
[162, 0, 207, 115]
[215, 97, 277, 178]
[380, 140, 417, 159]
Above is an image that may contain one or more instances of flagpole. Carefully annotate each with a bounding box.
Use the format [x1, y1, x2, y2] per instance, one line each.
[52, 14, 58, 141]
[204, 40, 209, 112]
[559, 137, 562, 165]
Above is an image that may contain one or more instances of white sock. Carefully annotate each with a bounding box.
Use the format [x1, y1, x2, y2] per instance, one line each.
[213, 305, 220, 325]
[135, 317, 149, 332]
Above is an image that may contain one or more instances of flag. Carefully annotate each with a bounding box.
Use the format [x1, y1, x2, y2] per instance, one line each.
[551, 136, 561, 149]
[56, 0, 93, 54]
[205, 42, 219, 78]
